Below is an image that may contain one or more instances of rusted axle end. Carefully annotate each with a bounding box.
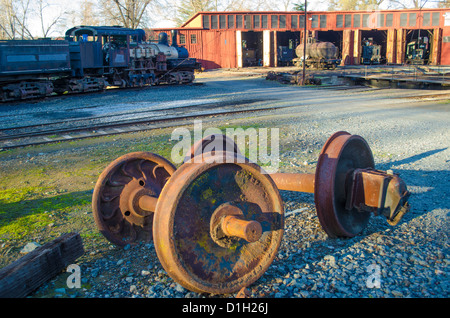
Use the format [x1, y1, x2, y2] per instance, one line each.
[222, 215, 263, 243]
[346, 168, 410, 226]
[210, 203, 264, 248]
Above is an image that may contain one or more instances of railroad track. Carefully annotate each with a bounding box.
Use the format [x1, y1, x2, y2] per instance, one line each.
[1, 84, 446, 150]
[0, 99, 282, 150]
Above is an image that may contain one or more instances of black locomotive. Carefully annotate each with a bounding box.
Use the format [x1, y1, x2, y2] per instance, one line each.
[405, 38, 430, 65]
[361, 38, 382, 65]
[0, 26, 201, 102]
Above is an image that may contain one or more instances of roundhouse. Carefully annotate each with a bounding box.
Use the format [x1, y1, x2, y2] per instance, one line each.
[149, 8, 450, 69]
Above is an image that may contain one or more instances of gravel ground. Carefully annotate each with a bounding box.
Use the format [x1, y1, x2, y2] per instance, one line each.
[0, 68, 448, 300]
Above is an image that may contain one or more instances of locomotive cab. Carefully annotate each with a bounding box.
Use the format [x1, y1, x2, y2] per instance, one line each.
[65, 26, 145, 76]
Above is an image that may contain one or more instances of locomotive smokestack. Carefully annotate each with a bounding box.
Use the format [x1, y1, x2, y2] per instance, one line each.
[171, 30, 178, 47]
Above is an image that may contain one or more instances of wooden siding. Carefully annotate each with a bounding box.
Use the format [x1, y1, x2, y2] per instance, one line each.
[441, 27, 450, 65]
[147, 29, 238, 69]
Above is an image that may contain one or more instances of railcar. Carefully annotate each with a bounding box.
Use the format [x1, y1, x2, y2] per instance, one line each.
[293, 39, 341, 70]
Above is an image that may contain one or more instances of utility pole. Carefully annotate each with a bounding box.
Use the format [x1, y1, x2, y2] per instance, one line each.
[302, 0, 307, 85]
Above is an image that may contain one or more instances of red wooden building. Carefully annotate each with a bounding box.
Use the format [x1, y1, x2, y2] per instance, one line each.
[149, 8, 450, 69]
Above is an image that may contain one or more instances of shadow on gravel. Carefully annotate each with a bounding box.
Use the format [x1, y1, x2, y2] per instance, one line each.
[379, 147, 447, 168]
[271, 147, 450, 279]
[376, 147, 450, 217]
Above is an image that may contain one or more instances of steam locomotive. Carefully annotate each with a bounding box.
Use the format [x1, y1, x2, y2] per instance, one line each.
[0, 26, 201, 102]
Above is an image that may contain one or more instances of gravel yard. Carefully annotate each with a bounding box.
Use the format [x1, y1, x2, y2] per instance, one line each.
[0, 68, 448, 300]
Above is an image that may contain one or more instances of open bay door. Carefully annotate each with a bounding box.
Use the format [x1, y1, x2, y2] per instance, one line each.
[236, 31, 243, 68]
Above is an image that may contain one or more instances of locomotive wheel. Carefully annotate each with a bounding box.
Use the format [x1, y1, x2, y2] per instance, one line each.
[314, 131, 375, 238]
[92, 152, 176, 246]
[153, 151, 284, 294]
[183, 133, 241, 163]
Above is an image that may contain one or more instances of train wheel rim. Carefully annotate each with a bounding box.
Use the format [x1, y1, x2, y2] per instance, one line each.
[92, 152, 176, 246]
[314, 131, 375, 238]
[183, 133, 241, 163]
[153, 151, 284, 294]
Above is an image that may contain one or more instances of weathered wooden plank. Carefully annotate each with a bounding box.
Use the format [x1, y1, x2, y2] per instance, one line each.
[0, 232, 84, 298]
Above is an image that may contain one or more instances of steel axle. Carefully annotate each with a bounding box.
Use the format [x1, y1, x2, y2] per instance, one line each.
[270, 168, 409, 225]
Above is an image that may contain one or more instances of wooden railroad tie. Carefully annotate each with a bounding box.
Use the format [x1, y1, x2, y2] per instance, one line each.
[0, 232, 84, 298]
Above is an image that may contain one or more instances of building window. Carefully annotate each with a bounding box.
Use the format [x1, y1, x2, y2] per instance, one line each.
[353, 14, 361, 28]
[345, 14, 352, 27]
[311, 15, 318, 28]
[400, 13, 407, 26]
[244, 15, 251, 29]
[320, 15, 327, 28]
[254, 15, 260, 28]
[190, 34, 197, 44]
[336, 14, 343, 28]
[202, 15, 210, 29]
[262, 15, 268, 28]
[432, 12, 440, 26]
[299, 15, 305, 28]
[271, 15, 278, 28]
[423, 12, 430, 26]
[211, 15, 218, 29]
[220, 15, 226, 29]
[362, 14, 370, 27]
[409, 13, 416, 27]
[386, 13, 393, 27]
[236, 15, 243, 28]
[228, 15, 234, 28]
[291, 15, 298, 29]
[279, 15, 286, 28]
[377, 14, 384, 27]
[179, 34, 186, 44]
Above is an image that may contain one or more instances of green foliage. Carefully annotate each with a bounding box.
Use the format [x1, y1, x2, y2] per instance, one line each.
[293, 3, 305, 11]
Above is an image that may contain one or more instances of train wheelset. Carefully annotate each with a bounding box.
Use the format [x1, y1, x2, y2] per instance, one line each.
[92, 131, 410, 295]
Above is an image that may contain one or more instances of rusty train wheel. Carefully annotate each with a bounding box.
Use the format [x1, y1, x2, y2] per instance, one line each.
[92, 152, 176, 247]
[153, 152, 284, 294]
[314, 131, 375, 238]
[183, 133, 242, 163]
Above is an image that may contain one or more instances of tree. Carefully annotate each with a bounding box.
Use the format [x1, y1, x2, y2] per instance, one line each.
[437, 0, 450, 7]
[99, 0, 152, 28]
[155, 0, 252, 27]
[0, 0, 33, 39]
[388, 0, 441, 8]
[172, 0, 216, 26]
[37, 0, 67, 38]
[79, 0, 101, 26]
[293, 3, 305, 11]
[325, 0, 385, 10]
